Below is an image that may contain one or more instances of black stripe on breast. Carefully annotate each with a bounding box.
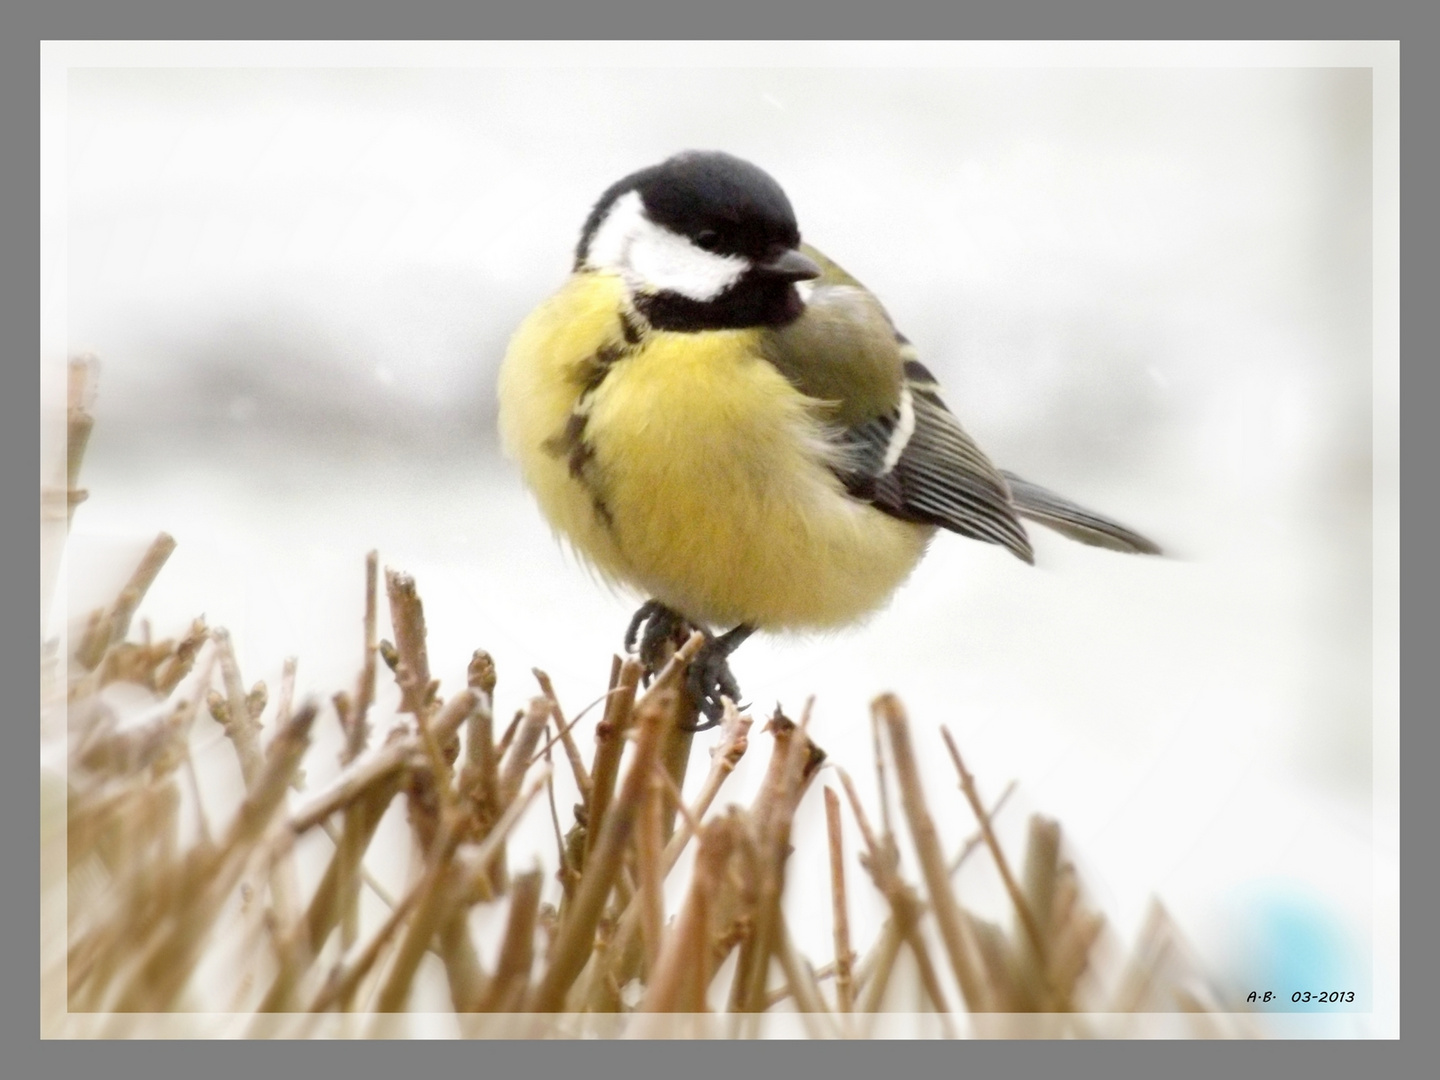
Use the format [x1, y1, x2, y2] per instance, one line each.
[574, 340, 626, 397]
[541, 413, 615, 530]
[574, 313, 646, 395]
[542, 413, 594, 480]
[542, 316, 645, 530]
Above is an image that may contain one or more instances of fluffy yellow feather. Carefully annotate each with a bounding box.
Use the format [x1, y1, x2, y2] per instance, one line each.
[498, 272, 933, 630]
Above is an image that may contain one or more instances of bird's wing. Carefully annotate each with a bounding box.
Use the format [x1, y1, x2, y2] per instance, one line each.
[760, 249, 1034, 563]
[833, 355, 1035, 563]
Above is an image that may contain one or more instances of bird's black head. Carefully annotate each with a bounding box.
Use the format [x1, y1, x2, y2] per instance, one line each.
[575, 151, 820, 332]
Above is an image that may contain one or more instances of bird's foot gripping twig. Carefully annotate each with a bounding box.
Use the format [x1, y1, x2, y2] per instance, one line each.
[624, 600, 694, 683]
[623, 601, 754, 731]
[681, 625, 754, 731]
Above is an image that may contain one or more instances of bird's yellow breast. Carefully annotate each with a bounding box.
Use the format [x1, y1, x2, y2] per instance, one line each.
[498, 272, 932, 630]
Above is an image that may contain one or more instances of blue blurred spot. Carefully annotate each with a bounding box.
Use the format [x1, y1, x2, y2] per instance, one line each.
[1230, 882, 1362, 1009]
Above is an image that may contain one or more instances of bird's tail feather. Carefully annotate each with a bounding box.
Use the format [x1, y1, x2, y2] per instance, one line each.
[1001, 471, 1163, 556]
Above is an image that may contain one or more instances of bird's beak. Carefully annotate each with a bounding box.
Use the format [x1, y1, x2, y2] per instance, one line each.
[755, 247, 821, 282]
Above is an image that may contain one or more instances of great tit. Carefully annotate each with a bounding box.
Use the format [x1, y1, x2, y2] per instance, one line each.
[498, 150, 1160, 730]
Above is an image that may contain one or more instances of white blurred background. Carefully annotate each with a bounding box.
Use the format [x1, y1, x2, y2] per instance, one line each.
[52, 50, 1391, 1031]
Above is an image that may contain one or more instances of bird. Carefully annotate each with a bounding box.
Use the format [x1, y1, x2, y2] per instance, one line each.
[498, 150, 1160, 730]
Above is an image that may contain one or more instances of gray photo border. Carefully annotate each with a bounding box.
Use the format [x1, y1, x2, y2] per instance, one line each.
[9, 3, 1429, 1079]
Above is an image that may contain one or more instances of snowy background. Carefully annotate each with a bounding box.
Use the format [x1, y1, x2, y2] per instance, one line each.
[49, 48, 1393, 1031]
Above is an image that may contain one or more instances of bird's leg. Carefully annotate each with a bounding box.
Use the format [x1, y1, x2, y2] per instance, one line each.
[680, 623, 756, 732]
[624, 602, 755, 730]
[624, 600, 695, 685]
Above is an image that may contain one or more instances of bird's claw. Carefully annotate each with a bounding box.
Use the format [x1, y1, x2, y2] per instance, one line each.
[680, 639, 745, 732]
[624, 602, 753, 732]
[624, 600, 695, 685]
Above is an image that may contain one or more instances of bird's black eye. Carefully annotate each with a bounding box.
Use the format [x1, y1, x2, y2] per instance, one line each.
[694, 229, 721, 252]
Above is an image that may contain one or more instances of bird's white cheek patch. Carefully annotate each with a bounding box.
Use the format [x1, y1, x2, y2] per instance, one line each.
[629, 227, 748, 301]
[586, 190, 748, 301]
